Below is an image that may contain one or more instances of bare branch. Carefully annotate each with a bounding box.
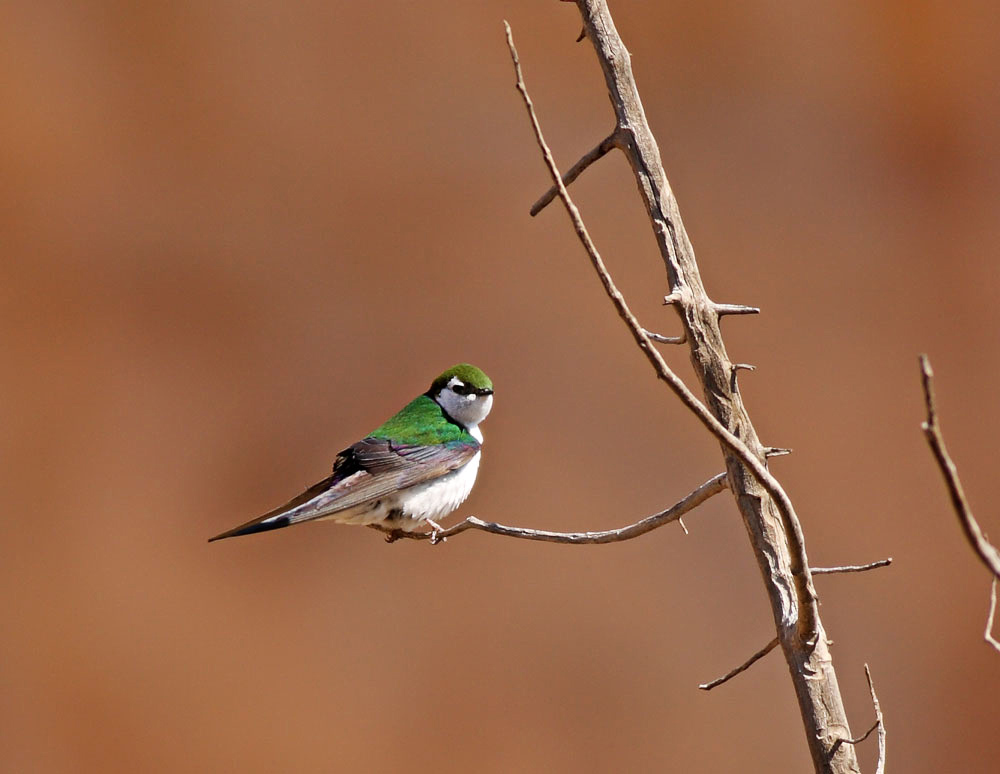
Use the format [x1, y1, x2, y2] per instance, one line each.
[375, 471, 728, 544]
[530, 131, 622, 216]
[987, 578, 1000, 653]
[502, 19, 818, 639]
[699, 638, 778, 691]
[810, 558, 893, 576]
[919, 354, 1000, 577]
[764, 446, 792, 458]
[525, 4, 864, 767]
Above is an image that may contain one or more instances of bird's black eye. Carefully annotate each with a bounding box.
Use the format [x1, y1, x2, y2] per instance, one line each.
[452, 382, 472, 395]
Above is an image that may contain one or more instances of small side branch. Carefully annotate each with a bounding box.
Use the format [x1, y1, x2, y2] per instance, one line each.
[715, 303, 760, 317]
[376, 472, 728, 544]
[530, 131, 622, 216]
[828, 724, 878, 763]
[919, 354, 1000, 578]
[699, 637, 779, 691]
[643, 328, 685, 345]
[811, 558, 893, 576]
[828, 665, 886, 771]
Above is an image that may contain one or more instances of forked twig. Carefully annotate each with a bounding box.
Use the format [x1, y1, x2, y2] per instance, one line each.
[827, 665, 884, 771]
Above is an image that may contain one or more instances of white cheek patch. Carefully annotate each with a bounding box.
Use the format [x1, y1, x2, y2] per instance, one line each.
[437, 386, 492, 430]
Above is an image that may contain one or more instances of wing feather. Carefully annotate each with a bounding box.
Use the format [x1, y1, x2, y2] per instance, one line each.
[208, 437, 479, 541]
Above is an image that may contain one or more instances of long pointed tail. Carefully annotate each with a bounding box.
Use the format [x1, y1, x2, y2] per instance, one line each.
[208, 515, 291, 542]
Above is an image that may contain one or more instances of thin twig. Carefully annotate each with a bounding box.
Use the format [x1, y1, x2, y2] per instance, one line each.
[375, 472, 728, 544]
[828, 723, 878, 760]
[865, 664, 886, 774]
[530, 131, 622, 216]
[699, 638, 778, 691]
[642, 328, 685, 344]
[503, 19, 817, 636]
[810, 558, 893, 576]
[987, 578, 1000, 652]
[919, 354, 1000, 577]
[920, 355, 1000, 653]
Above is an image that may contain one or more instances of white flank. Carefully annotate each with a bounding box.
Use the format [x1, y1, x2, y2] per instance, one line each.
[313, 451, 481, 533]
[397, 450, 481, 524]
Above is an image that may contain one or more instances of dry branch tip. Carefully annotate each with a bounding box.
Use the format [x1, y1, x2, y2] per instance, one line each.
[810, 558, 892, 575]
[699, 638, 779, 691]
[715, 303, 760, 317]
[643, 328, 685, 345]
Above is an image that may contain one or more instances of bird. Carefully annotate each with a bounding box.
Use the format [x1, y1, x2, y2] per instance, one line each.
[209, 363, 493, 543]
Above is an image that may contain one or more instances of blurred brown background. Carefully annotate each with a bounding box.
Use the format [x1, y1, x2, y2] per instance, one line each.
[3, 1, 999, 772]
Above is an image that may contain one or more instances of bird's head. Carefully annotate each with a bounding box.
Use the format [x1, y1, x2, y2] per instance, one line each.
[428, 363, 494, 430]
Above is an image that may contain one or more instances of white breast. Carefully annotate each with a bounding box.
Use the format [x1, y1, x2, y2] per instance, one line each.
[395, 450, 481, 528]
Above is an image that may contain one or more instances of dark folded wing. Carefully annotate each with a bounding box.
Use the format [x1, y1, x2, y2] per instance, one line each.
[316, 437, 480, 514]
[209, 437, 479, 541]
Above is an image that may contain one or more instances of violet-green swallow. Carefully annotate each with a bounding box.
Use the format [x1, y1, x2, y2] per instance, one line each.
[209, 363, 493, 542]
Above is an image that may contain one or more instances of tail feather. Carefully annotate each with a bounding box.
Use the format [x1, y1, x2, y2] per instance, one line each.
[208, 515, 292, 542]
[208, 474, 337, 543]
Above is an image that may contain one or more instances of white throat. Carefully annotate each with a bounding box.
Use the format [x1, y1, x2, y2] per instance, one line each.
[435, 381, 492, 437]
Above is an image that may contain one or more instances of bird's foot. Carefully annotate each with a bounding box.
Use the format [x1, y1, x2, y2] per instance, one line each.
[426, 519, 447, 545]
